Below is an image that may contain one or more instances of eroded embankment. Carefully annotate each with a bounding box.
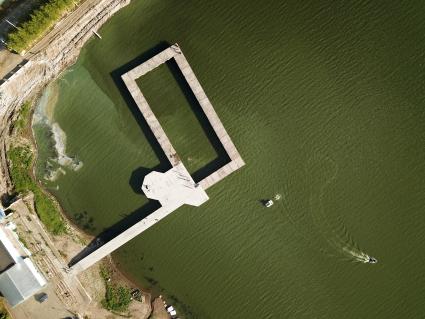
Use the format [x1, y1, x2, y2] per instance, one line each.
[0, 0, 131, 196]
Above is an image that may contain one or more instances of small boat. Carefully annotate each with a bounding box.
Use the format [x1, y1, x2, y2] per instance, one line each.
[264, 200, 274, 208]
[366, 256, 378, 264]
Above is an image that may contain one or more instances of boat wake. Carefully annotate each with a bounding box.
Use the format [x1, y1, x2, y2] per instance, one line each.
[305, 154, 375, 263]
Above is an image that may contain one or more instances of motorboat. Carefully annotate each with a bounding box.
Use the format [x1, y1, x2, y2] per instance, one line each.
[264, 200, 274, 208]
[366, 256, 378, 264]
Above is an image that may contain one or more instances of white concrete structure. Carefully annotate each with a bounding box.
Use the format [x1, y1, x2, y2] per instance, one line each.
[121, 43, 245, 188]
[70, 44, 244, 274]
[142, 163, 208, 207]
[71, 164, 209, 274]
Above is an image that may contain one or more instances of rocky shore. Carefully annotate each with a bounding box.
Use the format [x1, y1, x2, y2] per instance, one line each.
[0, 0, 131, 196]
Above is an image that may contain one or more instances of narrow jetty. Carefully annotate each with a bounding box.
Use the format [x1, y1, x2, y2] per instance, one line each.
[70, 44, 244, 275]
[92, 30, 102, 39]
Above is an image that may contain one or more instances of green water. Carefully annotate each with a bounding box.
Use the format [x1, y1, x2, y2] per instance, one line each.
[33, 1, 425, 318]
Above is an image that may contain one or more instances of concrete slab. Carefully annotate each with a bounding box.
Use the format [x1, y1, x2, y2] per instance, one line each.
[11, 283, 75, 319]
[142, 163, 208, 207]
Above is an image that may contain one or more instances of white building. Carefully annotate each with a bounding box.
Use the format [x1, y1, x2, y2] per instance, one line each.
[0, 222, 46, 307]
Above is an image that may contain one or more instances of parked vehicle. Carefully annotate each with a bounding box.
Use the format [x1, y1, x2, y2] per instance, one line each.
[35, 292, 48, 303]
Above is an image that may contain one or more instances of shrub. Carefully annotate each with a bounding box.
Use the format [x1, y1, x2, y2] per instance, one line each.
[100, 266, 132, 313]
[102, 285, 132, 313]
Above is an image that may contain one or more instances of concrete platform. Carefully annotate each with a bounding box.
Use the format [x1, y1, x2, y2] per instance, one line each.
[143, 163, 209, 207]
[70, 44, 244, 274]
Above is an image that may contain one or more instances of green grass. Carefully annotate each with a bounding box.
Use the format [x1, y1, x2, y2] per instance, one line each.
[15, 101, 31, 131]
[100, 266, 132, 313]
[7, 102, 66, 235]
[0, 299, 11, 319]
[6, 0, 80, 54]
[7, 145, 33, 193]
[8, 145, 66, 235]
[33, 187, 66, 234]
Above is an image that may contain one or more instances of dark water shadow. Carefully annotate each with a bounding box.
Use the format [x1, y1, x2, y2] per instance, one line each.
[110, 41, 172, 173]
[68, 199, 161, 267]
[129, 166, 160, 195]
[164, 58, 231, 182]
[259, 199, 271, 206]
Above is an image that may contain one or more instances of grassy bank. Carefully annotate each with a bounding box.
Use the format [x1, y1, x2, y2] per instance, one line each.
[0, 298, 11, 319]
[6, 0, 80, 54]
[7, 102, 66, 235]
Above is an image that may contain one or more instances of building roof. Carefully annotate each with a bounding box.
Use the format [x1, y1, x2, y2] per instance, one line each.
[0, 258, 46, 307]
[0, 225, 46, 307]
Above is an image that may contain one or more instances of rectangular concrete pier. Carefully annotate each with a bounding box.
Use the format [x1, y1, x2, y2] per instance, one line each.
[122, 74, 180, 166]
[173, 50, 245, 188]
[70, 44, 244, 274]
[122, 43, 245, 188]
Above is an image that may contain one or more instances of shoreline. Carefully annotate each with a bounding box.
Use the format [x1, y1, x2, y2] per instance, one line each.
[30, 77, 169, 316]
[0, 0, 131, 195]
[30, 89, 154, 294]
[9, 88, 157, 318]
[0, 0, 167, 316]
[0, 1, 177, 317]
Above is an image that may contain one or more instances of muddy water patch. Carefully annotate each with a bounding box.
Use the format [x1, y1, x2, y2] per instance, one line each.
[32, 83, 83, 182]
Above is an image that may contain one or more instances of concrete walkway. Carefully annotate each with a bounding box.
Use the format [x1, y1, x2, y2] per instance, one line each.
[71, 163, 208, 274]
[122, 43, 245, 188]
[70, 44, 244, 275]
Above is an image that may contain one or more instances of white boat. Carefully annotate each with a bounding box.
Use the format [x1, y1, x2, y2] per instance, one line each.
[264, 200, 274, 208]
[364, 256, 377, 264]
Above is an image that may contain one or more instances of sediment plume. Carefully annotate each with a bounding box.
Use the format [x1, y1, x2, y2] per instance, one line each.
[0, 0, 131, 196]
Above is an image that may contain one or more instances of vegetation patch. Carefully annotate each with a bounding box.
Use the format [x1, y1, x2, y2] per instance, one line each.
[6, 0, 80, 54]
[8, 144, 66, 235]
[100, 266, 132, 313]
[0, 299, 11, 319]
[7, 102, 66, 235]
[7, 145, 33, 193]
[14, 101, 31, 131]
